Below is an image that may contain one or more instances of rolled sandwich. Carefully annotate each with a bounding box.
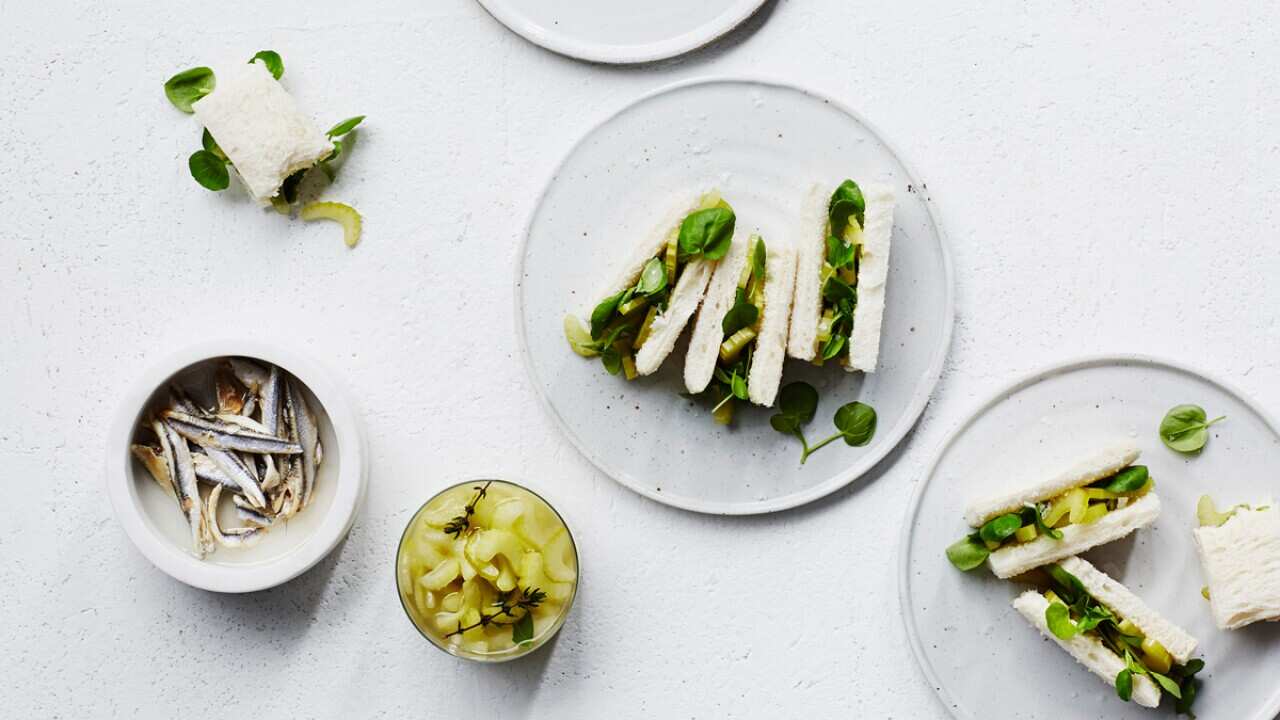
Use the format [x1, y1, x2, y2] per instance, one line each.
[945, 442, 1160, 579]
[1014, 558, 1202, 710]
[1193, 496, 1280, 629]
[564, 193, 735, 379]
[684, 233, 797, 423]
[787, 180, 895, 372]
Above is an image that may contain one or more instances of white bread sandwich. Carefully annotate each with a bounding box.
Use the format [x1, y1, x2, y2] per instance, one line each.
[684, 233, 797, 422]
[1013, 558, 1203, 711]
[191, 61, 334, 204]
[564, 193, 735, 379]
[1193, 496, 1280, 629]
[945, 442, 1161, 579]
[787, 180, 895, 372]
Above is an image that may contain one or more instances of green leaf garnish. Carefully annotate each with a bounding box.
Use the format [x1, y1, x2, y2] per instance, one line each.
[770, 383, 876, 463]
[1160, 404, 1225, 453]
[978, 513, 1022, 544]
[721, 288, 759, 336]
[1151, 671, 1182, 699]
[751, 237, 767, 279]
[326, 115, 366, 138]
[1116, 668, 1133, 701]
[828, 179, 866, 236]
[833, 401, 876, 447]
[201, 128, 227, 161]
[164, 67, 216, 113]
[188, 150, 230, 190]
[825, 235, 857, 269]
[1046, 601, 1078, 640]
[944, 535, 989, 571]
[1103, 465, 1149, 493]
[590, 290, 626, 339]
[249, 50, 284, 80]
[677, 207, 735, 261]
[511, 611, 534, 645]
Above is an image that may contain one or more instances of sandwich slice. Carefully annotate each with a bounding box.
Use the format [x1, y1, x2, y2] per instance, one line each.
[1014, 558, 1203, 711]
[564, 193, 735, 379]
[684, 233, 797, 423]
[787, 180, 895, 372]
[945, 442, 1161, 579]
[1193, 496, 1280, 629]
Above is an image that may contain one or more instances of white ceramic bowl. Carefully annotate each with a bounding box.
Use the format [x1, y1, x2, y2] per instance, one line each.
[105, 339, 366, 593]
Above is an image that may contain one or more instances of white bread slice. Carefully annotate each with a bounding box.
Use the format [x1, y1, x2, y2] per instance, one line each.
[581, 205, 688, 318]
[635, 258, 713, 376]
[1058, 556, 1198, 664]
[964, 442, 1142, 527]
[683, 234, 751, 394]
[191, 62, 333, 204]
[786, 184, 827, 361]
[1193, 502, 1280, 630]
[846, 184, 895, 373]
[1012, 590, 1161, 708]
[988, 493, 1161, 579]
[747, 239, 797, 406]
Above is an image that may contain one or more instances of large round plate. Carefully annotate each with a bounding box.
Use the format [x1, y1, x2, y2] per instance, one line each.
[900, 355, 1280, 719]
[517, 78, 954, 514]
[475, 0, 768, 64]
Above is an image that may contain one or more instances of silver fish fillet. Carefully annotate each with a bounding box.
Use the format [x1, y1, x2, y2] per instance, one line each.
[162, 421, 211, 557]
[228, 359, 269, 394]
[163, 410, 302, 455]
[260, 365, 283, 437]
[202, 446, 268, 509]
[285, 379, 318, 509]
[207, 486, 264, 549]
[191, 452, 240, 490]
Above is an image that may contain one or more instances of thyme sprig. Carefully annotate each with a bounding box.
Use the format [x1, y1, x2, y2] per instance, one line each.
[445, 587, 547, 641]
[443, 481, 492, 538]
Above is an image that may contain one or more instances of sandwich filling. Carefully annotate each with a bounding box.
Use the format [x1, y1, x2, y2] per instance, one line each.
[564, 194, 735, 378]
[1039, 563, 1204, 712]
[706, 236, 767, 425]
[947, 464, 1154, 571]
[811, 180, 865, 364]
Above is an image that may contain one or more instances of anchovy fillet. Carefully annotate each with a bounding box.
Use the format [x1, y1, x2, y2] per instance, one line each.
[207, 486, 264, 549]
[162, 420, 211, 557]
[260, 365, 283, 437]
[191, 452, 240, 490]
[202, 446, 268, 509]
[163, 410, 302, 455]
[286, 379, 319, 509]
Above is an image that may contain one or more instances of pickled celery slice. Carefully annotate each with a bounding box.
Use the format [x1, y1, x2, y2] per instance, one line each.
[618, 295, 648, 317]
[622, 354, 638, 380]
[1013, 524, 1038, 543]
[1081, 502, 1109, 524]
[1066, 488, 1089, 524]
[1141, 637, 1173, 674]
[634, 306, 658, 349]
[419, 558, 460, 591]
[663, 229, 679, 284]
[563, 315, 600, 358]
[719, 327, 757, 363]
[542, 529, 576, 583]
[299, 201, 362, 248]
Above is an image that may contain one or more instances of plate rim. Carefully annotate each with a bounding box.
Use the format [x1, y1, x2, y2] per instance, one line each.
[897, 352, 1280, 719]
[514, 75, 956, 515]
[474, 0, 769, 64]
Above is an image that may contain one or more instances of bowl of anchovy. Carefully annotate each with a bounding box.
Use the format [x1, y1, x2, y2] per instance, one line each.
[106, 339, 366, 593]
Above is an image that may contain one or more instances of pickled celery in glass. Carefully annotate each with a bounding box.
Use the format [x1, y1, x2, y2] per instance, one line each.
[396, 480, 578, 661]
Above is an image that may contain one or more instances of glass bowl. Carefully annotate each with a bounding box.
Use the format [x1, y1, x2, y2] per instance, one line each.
[396, 479, 578, 662]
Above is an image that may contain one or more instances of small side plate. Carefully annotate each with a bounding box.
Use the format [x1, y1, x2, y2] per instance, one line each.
[900, 354, 1280, 719]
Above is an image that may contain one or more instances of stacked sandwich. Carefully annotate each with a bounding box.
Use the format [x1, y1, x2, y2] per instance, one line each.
[564, 179, 895, 424]
[947, 442, 1205, 711]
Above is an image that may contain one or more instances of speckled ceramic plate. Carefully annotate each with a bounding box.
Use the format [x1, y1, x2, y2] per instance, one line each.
[517, 78, 954, 515]
[475, 0, 768, 64]
[900, 354, 1280, 719]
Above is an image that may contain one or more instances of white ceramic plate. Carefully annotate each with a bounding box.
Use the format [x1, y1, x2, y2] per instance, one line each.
[476, 0, 768, 64]
[518, 78, 954, 514]
[900, 354, 1280, 719]
[105, 340, 367, 593]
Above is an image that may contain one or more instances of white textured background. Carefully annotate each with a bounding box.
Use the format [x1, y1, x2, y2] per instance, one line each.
[3, 1, 1280, 717]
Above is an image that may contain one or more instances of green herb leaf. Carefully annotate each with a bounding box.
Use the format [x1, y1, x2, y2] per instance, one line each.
[721, 288, 759, 336]
[833, 401, 876, 446]
[825, 235, 857, 269]
[1175, 677, 1198, 715]
[978, 513, 1022, 544]
[200, 128, 227, 161]
[776, 382, 819, 426]
[1182, 659, 1205, 677]
[1151, 671, 1182, 698]
[512, 611, 534, 645]
[1046, 564, 1086, 600]
[730, 372, 748, 401]
[751, 237, 767, 279]
[326, 115, 366, 138]
[822, 275, 856, 305]
[188, 150, 230, 190]
[1033, 503, 1064, 540]
[601, 346, 622, 375]
[590, 291, 626, 339]
[828, 179, 866, 236]
[164, 67, 216, 113]
[1104, 465, 1149, 493]
[1116, 668, 1134, 702]
[1045, 601, 1078, 640]
[249, 50, 284, 80]
[821, 333, 846, 361]
[637, 257, 668, 296]
[1160, 404, 1225, 453]
[945, 535, 990, 571]
[677, 207, 736, 261]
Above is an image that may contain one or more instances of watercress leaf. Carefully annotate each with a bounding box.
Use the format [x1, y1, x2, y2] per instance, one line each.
[1151, 671, 1182, 698]
[721, 288, 759, 336]
[249, 50, 284, 80]
[637, 257, 667, 295]
[713, 367, 733, 385]
[601, 347, 622, 375]
[1181, 659, 1205, 677]
[1104, 465, 1149, 493]
[821, 333, 846, 361]
[944, 535, 990, 571]
[327, 139, 344, 163]
[1045, 601, 1078, 640]
[834, 401, 876, 447]
[828, 179, 866, 235]
[769, 414, 800, 435]
[326, 115, 366, 138]
[825, 235, 856, 269]
[1033, 503, 1065, 540]
[164, 67, 216, 113]
[979, 513, 1022, 544]
[751, 238, 767, 279]
[677, 207, 735, 260]
[777, 382, 819, 425]
[823, 275, 856, 304]
[188, 150, 230, 191]
[731, 372, 748, 400]
[201, 128, 227, 161]
[590, 291, 625, 339]
[511, 611, 534, 645]
[1116, 668, 1134, 702]
[1160, 404, 1225, 453]
[1046, 564, 1086, 600]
